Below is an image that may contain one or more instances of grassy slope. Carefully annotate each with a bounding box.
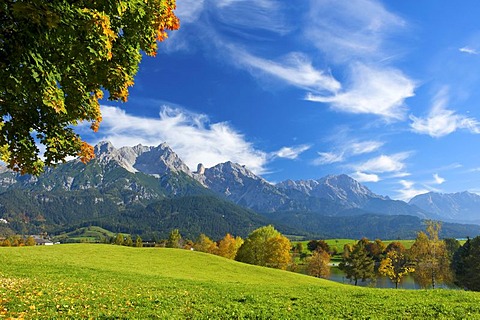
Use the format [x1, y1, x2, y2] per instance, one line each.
[1, 245, 480, 319]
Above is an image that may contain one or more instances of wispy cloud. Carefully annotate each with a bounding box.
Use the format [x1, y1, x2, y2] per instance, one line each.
[410, 88, 480, 137]
[93, 106, 268, 174]
[213, 0, 291, 35]
[313, 151, 344, 165]
[433, 173, 445, 184]
[459, 46, 479, 55]
[351, 171, 380, 183]
[353, 152, 410, 173]
[305, 0, 406, 62]
[349, 140, 384, 155]
[313, 132, 384, 166]
[272, 144, 311, 160]
[175, 0, 205, 23]
[306, 63, 415, 120]
[233, 50, 341, 93]
[395, 180, 430, 201]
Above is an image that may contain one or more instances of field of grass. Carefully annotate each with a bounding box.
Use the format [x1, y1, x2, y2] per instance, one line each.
[1, 244, 480, 319]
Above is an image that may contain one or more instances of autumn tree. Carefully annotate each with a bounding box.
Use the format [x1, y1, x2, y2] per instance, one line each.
[385, 241, 406, 254]
[378, 250, 414, 289]
[217, 234, 243, 260]
[306, 249, 331, 279]
[25, 236, 36, 246]
[0, 0, 179, 174]
[236, 225, 291, 270]
[409, 221, 452, 289]
[193, 233, 218, 254]
[339, 240, 375, 286]
[264, 234, 292, 270]
[307, 240, 330, 253]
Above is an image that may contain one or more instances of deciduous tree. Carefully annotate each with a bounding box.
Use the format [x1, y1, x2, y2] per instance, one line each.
[378, 250, 414, 289]
[193, 233, 217, 254]
[25, 236, 36, 246]
[306, 249, 331, 278]
[0, 0, 179, 174]
[217, 233, 243, 260]
[409, 221, 452, 289]
[235, 225, 291, 270]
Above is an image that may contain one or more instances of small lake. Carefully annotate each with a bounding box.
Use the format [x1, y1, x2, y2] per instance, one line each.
[328, 265, 454, 289]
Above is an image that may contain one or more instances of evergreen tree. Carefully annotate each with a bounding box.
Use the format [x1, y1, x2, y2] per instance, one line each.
[124, 235, 133, 247]
[135, 236, 143, 248]
[166, 229, 182, 248]
[339, 240, 375, 286]
[452, 236, 480, 291]
[114, 233, 124, 246]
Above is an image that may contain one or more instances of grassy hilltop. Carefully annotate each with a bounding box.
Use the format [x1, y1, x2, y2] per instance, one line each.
[1, 244, 480, 319]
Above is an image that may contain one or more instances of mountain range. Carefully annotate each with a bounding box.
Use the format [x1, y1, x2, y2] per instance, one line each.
[0, 141, 479, 240]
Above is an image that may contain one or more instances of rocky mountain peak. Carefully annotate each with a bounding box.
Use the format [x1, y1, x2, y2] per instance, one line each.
[92, 141, 192, 176]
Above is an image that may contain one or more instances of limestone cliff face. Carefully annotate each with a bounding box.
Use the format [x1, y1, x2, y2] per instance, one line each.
[201, 161, 290, 212]
[94, 141, 192, 176]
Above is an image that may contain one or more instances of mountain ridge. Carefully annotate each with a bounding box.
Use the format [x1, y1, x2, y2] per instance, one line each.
[0, 141, 479, 239]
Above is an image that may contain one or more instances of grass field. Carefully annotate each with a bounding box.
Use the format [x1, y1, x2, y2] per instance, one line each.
[1, 244, 480, 319]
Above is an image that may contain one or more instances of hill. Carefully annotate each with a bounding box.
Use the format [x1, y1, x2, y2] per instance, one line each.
[1, 244, 480, 319]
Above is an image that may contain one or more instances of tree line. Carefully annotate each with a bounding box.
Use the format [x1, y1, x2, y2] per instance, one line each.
[331, 220, 479, 290]
[148, 220, 480, 291]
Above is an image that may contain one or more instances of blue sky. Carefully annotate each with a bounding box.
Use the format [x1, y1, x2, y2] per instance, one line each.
[86, 0, 480, 201]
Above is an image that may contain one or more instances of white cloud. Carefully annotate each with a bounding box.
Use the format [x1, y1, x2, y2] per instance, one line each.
[272, 144, 311, 160]
[433, 173, 445, 184]
[350, 140, 384, 155]
[306, 63, 415, 120]
[213, 0, 290, 35]
[354, 152, 410, 173]
[305, 0, 406, 62]
[395, 180, 430, 201]
[176, 0, 205, 23]
[314, 133, 384, 166]
[233, 50, 341, 93]
[459, 46, 479, 55]
[94, 105, 268, 174]
[410, 89, 480, 137]
[351, 171, 380, 183]
[313, 152, 344, 165]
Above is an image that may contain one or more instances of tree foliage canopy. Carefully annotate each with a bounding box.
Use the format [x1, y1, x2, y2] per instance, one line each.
[235, 225, 292, 270]
[339, 240, 375, 286]
[452, 236, 480, 291]
[0, 0, 179, 174]
[410, 221, 452, 288]
[379, 250, 414, 289]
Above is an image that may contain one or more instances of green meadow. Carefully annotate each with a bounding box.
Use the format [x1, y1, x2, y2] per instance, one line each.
[1, 244, 480, 319]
